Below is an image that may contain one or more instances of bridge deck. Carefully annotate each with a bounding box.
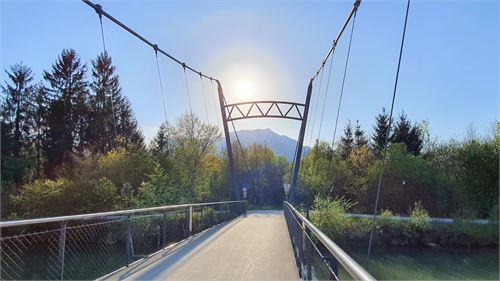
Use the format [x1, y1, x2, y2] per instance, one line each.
[106, 210, 299, 281]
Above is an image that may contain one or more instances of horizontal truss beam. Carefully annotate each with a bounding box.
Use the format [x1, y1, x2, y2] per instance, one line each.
[225, 101, 305, 122]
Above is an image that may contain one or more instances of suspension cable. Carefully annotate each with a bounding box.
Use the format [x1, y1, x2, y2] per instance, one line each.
[199, 74, 209, 122]
[367, 0, 411, 258]
[97, 5, 107, 53]
[306, 66, 325, 151]
[154, 48, 168, 124]
[331, 10, 357, 150]
[316, 44, 336, 145]
[311, 0, 360, 81]
[223, 96, 251, 174]
[82, 0, 218, 83]
[95, 4, 118, 147]
[183, 66, 194, 117]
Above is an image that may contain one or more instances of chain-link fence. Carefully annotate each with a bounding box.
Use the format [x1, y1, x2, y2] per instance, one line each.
[284, 202, 375, 281]
[0, 201, 246, 280]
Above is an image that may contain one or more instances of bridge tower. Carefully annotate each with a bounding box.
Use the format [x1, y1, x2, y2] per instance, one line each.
[216, 80, 314, 202]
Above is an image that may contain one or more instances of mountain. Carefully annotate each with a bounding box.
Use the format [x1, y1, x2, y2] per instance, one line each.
[219, 128, 310, 161]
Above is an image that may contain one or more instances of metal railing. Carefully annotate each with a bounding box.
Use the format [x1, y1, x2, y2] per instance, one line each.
[0, 201, 246, 280]
[284, 202, 375, 281]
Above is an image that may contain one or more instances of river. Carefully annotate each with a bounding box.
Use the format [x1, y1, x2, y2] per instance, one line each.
[341, 246, 499, 280]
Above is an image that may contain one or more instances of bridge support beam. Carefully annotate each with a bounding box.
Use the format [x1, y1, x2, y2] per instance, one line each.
[290, 80, 313, 203]
[216, 80, 240, 200]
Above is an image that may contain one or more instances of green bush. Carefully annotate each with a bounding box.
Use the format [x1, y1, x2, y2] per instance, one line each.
[11, 178, 74, 217]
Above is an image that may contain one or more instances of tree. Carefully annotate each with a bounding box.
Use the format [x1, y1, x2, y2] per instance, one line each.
[407, 125, 423, 155]
[392, 112, 423, 155]
[44, 49, 89, 170]
[1, 63, 36, 158]
[89, 52, 144, 152]
[171, 113, 221, 201]
[354, 120, 368, 149]
[455, 139, 499, 216]
[149, 122, 172, 155]
[339, 120, 354, 160]
[371, 107, 391, 157]
[391, 112, 411, 145]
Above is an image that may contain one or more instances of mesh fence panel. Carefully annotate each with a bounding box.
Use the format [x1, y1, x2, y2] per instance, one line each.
[0, 201, 245, 280]
[284, 204, 340, 281]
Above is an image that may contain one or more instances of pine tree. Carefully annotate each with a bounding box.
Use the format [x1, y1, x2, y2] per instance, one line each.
[407, 124, 423, 155]
[391, 112, 423, 155]
[392, 112, 411, 144]
[89, 52, 119, 152]
[371, 107, 392, 157]
[354, 120, 368, 149]
[1, 63, 36, 157]
[89, 52, 144, 151]
[150, 122, 171, 155]
[339, 120, 354, 159]
[43, 49, 89, 169]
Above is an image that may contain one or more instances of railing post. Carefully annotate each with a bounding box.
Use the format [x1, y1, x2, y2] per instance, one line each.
[126, 214, 133, 266]
[188, 206, 193, 235]
[225, 203, 228, 220]
[200, 207, 204, 230]
[162, 212, 167, 248]
[58, 221, 67, 280]
[304, 224, 312, 280]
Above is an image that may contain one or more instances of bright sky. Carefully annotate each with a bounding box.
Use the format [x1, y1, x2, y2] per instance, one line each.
[1, 0, 498, 145]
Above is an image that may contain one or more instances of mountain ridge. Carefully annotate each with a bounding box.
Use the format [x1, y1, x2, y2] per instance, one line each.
[219, 128, 310, 161]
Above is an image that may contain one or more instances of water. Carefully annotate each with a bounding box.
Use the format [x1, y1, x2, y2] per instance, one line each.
[342, 246, 499, 280]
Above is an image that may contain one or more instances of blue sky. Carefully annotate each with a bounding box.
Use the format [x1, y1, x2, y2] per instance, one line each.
[1, 0, 498, 145]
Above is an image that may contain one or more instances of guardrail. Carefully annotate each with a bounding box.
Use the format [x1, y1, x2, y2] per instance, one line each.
[284, 202, 375, 281]
[0, 200, 246, 280]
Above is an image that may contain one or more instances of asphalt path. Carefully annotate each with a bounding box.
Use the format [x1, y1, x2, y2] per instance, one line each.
[106, 210, 299, 281]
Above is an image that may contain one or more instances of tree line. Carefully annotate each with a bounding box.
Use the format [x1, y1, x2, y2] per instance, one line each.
[2, 49, 498, 220]
[1, 50, 288, 218]
[297, 110, 499, 219]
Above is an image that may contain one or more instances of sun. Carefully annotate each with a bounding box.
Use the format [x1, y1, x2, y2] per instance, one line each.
[235, 80, 254, 99]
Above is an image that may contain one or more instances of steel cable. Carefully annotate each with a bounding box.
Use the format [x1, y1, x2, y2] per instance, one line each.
[367, 0, 411, 258]
[330, 11, 357, 151]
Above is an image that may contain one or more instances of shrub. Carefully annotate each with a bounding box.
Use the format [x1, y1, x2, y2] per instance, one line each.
[11, 178, 74, 217]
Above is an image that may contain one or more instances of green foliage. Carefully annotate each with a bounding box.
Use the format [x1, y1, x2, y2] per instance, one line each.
[311, 196, 359, 240]
[407, 201, 431, 232]
[311, 196, 498, 248]
[135, 164, 177, 207]
[11, 178, 74, 218]
[455, 139, 499, 216]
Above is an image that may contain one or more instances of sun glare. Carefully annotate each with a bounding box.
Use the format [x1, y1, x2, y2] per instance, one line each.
[235, 80, 255, 99]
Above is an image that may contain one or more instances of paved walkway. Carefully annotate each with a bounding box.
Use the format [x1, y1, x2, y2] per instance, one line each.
[106, 210, 299, 281]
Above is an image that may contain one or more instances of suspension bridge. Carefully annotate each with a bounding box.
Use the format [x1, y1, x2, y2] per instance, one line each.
[0, 0, 414, 279]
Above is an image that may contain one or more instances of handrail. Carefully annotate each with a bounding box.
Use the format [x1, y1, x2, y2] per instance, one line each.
[284, 201, 376, 281]
[0, 200, 245, 228]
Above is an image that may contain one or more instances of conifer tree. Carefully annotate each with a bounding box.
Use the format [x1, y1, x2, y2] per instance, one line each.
[43, 49, 89, 168]
[89, 52, 144, 151]
[150, 122, 171, 155]
[392, 112, 411, 144]
[354, 120, 368, 149]
[1, 63, 36, 157]
[371, 107, 392, 157]
[391, 112, 423, 155]
[339, 120, 354, 159]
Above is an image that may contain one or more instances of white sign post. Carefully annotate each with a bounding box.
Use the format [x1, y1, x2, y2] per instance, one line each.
[283, 183, 291, 201]
[242, 184, 248, 200]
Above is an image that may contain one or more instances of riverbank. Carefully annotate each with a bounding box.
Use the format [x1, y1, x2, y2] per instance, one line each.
[310, 197, 499, 248]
